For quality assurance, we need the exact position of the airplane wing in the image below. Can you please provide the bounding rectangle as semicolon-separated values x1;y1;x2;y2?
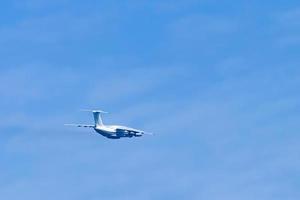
64;124;95;128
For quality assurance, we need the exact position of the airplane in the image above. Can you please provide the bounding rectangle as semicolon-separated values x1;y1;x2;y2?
65;109;152;139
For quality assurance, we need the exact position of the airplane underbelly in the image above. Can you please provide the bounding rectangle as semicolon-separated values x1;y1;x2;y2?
95;129;115;136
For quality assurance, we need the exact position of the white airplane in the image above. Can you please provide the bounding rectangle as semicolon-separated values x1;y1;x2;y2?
65;110;152;139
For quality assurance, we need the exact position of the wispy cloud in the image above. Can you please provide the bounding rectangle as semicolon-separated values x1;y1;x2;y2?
1;1;300;200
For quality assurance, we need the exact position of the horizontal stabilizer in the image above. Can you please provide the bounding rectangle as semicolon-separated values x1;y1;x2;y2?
80;109;108;114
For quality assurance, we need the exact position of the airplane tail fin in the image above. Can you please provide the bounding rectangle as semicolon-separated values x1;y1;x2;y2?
80;109;108;126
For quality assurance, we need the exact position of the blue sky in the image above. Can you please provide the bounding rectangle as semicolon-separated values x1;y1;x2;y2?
1;0;300;199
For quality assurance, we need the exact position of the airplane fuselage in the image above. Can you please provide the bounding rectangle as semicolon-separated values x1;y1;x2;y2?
94;125;143;139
